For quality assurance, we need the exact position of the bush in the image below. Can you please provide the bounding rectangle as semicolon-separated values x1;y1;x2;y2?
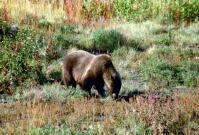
139;57;179;88
180;0;199;21
0;24;46;92
139;55;199;88
0;20;20;41
92;29;126;52
60;25;75;34
179;61;199;87
52;34;79;50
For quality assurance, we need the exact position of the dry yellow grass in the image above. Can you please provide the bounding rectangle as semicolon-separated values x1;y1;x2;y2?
1;90;199;134
0;100;74;134
0;0;66;23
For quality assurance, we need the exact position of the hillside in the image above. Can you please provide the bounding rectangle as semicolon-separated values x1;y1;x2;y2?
0;0;199;134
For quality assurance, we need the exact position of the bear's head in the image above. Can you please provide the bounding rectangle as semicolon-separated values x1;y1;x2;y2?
94;54;122;98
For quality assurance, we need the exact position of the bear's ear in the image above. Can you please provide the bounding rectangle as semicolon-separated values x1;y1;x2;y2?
107;52;113;57
106;54;111;58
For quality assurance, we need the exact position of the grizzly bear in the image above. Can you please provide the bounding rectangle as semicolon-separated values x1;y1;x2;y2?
62;50;121;98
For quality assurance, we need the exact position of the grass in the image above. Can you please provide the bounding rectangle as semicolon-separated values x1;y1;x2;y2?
2;0;199;25
0;0;199;134
0;0;66;23
0;86;199;134
116;21;199;48
137;46;199;88
1;19;199;133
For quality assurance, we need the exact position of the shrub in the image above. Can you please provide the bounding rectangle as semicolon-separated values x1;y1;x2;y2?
0;24;46;92
52;34;79;50
48;33;80;61
0;20;19;41
139;57;179;88
92;29;126;52
60;25;75;34
139;54;199;88
179;0;199;21
179;61;199;87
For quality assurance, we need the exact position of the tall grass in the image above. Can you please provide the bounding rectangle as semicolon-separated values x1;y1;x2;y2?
0;1;199;134
0;0;66;23
1;86;199;134
1;0;199;24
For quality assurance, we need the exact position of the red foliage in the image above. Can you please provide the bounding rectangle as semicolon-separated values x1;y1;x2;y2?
65;0;82;24
64;0;112;26
2;7;11;22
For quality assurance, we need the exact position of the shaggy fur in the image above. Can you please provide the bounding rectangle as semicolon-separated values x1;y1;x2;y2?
62;50;121;98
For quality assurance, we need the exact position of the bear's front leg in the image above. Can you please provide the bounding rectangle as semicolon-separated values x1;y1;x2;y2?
79;76;93;95
90;85;100;98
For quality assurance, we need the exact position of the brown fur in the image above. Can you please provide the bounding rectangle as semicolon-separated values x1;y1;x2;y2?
62;50;121;98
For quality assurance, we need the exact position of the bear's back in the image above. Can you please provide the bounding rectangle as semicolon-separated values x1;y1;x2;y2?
63;50;95;79
65;50;94;65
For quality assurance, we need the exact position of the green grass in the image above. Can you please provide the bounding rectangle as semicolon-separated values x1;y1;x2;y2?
91;29;126;52
27;122;99;135
138;47;199;88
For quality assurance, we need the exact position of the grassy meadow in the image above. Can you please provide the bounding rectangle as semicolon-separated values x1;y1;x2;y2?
0;0;199;134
